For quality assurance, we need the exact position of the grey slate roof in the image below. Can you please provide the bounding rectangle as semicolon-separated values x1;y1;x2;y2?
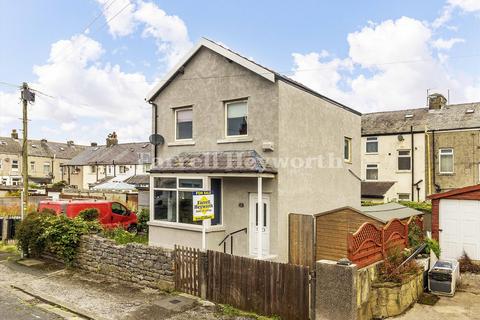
361;181;395;198
124;174;149;185
0;137;85;159
361;202;423;223
150;150;276;174
66;142;151;166
362;102;480;136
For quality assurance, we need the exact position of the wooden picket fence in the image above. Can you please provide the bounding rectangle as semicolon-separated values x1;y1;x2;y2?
174;245;203;297
174;247;312;320
347;218;409;268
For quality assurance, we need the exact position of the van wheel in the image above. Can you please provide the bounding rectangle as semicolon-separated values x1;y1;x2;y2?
127;224;138;234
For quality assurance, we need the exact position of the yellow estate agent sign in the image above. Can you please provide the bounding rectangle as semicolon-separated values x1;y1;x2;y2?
193;191;214;221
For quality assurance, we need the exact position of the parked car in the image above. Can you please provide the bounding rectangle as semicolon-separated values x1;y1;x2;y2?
37;200;138;231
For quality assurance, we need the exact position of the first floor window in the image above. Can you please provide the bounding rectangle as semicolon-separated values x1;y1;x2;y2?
398;150;411;171
90;165;96;174
175;108;193;140
153;177;222;226
344;137;352;162
226;100;248;136
366;137;378;153
12;160;18;170
366;164;378;180
30;161;35;171
119;165;128;174
439;148;454;173
43;162;51;174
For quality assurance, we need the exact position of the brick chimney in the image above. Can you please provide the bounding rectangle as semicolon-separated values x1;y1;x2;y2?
10;129;18;139
428;93;447;110
106;132;118;147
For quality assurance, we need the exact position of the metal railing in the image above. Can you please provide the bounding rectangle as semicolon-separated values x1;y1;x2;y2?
218;227;247;254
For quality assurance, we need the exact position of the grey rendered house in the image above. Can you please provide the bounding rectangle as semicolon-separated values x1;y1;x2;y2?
146;39;361;262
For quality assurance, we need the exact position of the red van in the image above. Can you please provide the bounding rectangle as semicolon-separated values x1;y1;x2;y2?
37;200;138;231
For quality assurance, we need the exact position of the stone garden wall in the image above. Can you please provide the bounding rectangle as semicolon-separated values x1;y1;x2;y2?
73;235;175;290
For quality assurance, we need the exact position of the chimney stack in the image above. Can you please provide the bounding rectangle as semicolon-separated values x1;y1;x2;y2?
67;140;74;146
41;138;48;144
106;132;118;147
91;142;98;147
428;93;447;110
11;129;18;139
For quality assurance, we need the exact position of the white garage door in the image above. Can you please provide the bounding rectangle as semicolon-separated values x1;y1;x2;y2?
439;199;480;260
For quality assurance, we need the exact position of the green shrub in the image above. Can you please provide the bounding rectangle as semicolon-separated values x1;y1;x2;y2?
51;180;68;189
398;201;432;214
15;212;50;257
425;238;441;257
137;208;149;234
42;216;94;265
408;217;424;248
103;227;148;245
78;208;99;222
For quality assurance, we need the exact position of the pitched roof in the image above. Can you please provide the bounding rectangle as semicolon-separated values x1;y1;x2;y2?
361;181;395;198
124;174;149;185
66;142;152;166
146;38;360;116
150;150;276;174
0;137;85;159
362;102;480;136
360;202;423;223
427;184;480;200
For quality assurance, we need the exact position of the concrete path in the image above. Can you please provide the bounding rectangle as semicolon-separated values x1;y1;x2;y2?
397;273;480;320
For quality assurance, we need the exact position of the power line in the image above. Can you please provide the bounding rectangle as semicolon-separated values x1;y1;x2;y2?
82;0;119;33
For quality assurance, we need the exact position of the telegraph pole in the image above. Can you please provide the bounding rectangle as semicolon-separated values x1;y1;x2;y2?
21;83;34;217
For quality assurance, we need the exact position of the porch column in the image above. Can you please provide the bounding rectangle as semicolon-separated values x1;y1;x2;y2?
257;177;263;259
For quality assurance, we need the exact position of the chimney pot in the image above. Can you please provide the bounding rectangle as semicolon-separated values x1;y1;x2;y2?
41;138;47;144
428;93;447;110
106;132;119;147
11;129;18;139
91;142;98;147
67;140;74;146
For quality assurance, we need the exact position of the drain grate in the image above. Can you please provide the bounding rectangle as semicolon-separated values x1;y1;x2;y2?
169;299;181;305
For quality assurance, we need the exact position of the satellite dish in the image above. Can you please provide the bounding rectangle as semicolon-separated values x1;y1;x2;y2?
149;134;165;146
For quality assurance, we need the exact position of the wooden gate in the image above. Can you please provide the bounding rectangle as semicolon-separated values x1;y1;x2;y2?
289;213;315;267
174;246;202;296
207;250;310;320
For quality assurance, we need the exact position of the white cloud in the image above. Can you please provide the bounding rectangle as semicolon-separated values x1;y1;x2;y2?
432;37;465;49
1;35;153;143
448;0;480;12
291;16;480;113
95;0;137;37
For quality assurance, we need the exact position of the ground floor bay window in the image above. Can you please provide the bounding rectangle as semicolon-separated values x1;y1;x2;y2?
152;176;222;226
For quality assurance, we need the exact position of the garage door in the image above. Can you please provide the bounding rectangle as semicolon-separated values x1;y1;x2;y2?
439;199;480;260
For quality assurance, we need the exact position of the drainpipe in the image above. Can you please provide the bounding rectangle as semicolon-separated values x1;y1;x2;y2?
95;161;99;182
113;160;116;177
147;101;159;166
411;126;415;201
432;130;437;191
257;177;263;259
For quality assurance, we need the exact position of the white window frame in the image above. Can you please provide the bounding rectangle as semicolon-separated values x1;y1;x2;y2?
397;193;411;201
43;162;51;175
365;136;378;154
174;107;193;141
397;150;411;172
344;137;352;163
366;164;379;181
225;100;248;138
30;161;35;171
439;148;454;174
12;160;19;171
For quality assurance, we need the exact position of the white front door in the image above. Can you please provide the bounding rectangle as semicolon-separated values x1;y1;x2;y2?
439;199;480;260
249;193;270;256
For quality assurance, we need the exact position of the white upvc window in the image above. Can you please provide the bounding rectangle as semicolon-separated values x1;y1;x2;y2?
397;150;411;171
366;137;378;153
439;148;454;174
398;193;410;201
175;108;193;140
366;164;379;181
43;162;50;175
152;176;222;226
12;160;19;171
344;137;352;162
12;177;21;186
225;100;248;137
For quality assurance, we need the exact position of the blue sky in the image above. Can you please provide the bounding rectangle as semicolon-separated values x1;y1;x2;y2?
0;0;479;144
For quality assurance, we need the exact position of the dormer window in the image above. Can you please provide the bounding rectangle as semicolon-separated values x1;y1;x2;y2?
466;109;474;114
226;100;248;137
404;114;413;119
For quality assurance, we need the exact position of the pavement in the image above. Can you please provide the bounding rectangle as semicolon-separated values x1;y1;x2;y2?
0;250;241;320
397;273;480;320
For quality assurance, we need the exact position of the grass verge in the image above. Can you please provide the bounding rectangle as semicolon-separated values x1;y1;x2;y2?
219;304;280;320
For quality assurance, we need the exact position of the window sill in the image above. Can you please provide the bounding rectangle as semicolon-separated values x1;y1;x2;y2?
217;137;253;144
365;152;378;155
344;160;352;164
167;140;195;147
396;170;411;174
438;172;455;176
148;220;225;233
